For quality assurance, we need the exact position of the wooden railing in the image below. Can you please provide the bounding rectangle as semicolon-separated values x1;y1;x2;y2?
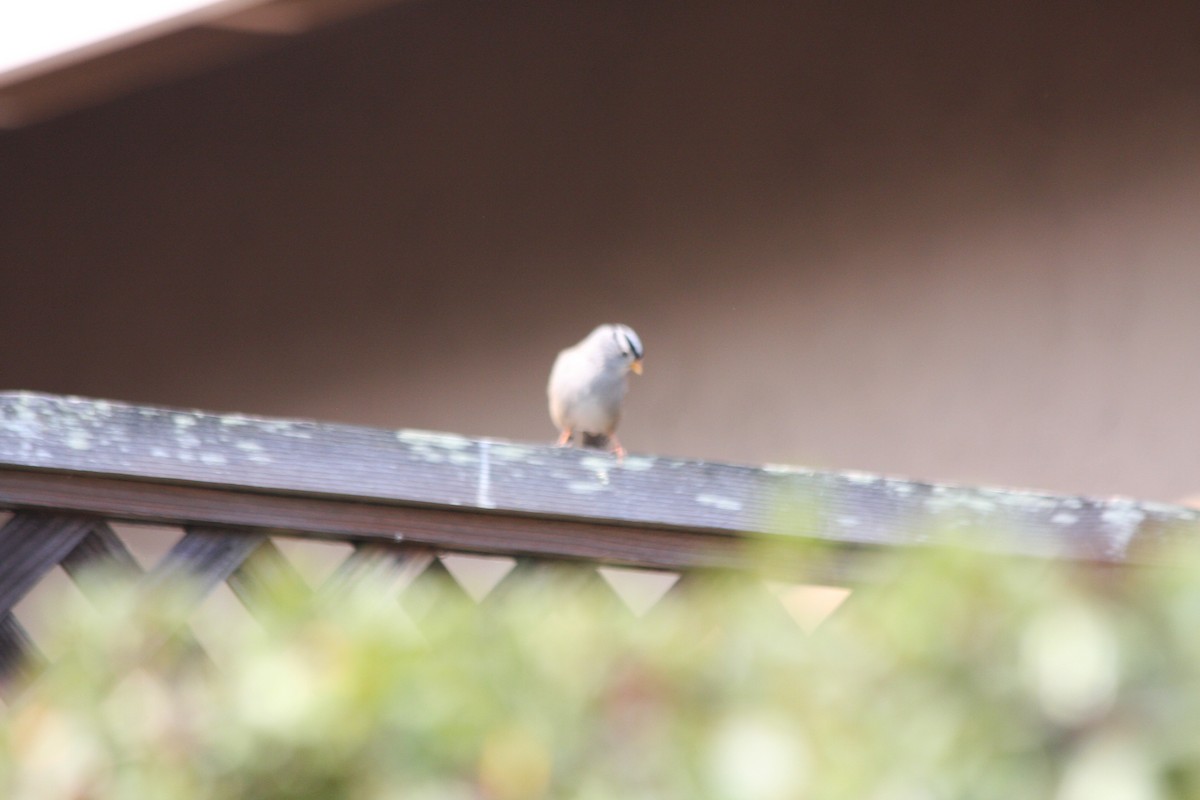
0;391;1196;692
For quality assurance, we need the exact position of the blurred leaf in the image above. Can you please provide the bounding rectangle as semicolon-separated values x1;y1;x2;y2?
3;536;1200;798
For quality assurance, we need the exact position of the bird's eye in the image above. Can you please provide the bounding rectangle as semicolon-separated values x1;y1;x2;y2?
612;330;629;356
612;326;643;360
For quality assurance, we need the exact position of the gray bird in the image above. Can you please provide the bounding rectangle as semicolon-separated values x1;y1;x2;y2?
547;323;644;458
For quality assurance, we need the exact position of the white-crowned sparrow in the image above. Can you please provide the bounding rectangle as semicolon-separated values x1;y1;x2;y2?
547;323;644;457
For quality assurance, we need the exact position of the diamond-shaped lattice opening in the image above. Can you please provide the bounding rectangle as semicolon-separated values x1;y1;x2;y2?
439;554;516;602
11;564;95;662
769;584;852;633
597;567;680;616
271;536;355;588
109;523;186;572
187;581;262;670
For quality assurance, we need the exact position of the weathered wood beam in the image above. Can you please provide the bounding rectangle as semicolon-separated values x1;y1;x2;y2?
0;392;1196;570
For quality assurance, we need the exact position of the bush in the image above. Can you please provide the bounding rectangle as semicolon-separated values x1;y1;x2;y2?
4;542;1200;799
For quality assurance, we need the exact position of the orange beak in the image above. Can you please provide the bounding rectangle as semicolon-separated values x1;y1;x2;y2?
630;359;643;375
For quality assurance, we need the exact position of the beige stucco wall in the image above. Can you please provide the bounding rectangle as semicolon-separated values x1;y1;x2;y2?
2;0;1199;501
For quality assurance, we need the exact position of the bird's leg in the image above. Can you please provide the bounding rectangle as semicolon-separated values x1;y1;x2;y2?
556;428;573;447
608;434;626;461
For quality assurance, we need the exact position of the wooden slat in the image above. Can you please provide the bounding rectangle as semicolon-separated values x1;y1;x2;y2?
0;392;1196;568
0;515;119;690
225;538;310;610
0;612;45;695
487;557;630;614
399;556;476;621
320;543;432;600
0;513;96;613
59;521;141;583
102;526;263;674
142;526;266;600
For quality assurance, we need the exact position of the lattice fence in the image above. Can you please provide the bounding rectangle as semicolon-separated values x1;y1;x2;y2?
1;392;1195;699
0;511;852;700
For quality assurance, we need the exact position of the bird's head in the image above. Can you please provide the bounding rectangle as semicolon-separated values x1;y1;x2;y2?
592;323;644;375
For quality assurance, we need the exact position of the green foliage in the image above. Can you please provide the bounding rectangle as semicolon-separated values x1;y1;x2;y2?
5;543;1200;799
